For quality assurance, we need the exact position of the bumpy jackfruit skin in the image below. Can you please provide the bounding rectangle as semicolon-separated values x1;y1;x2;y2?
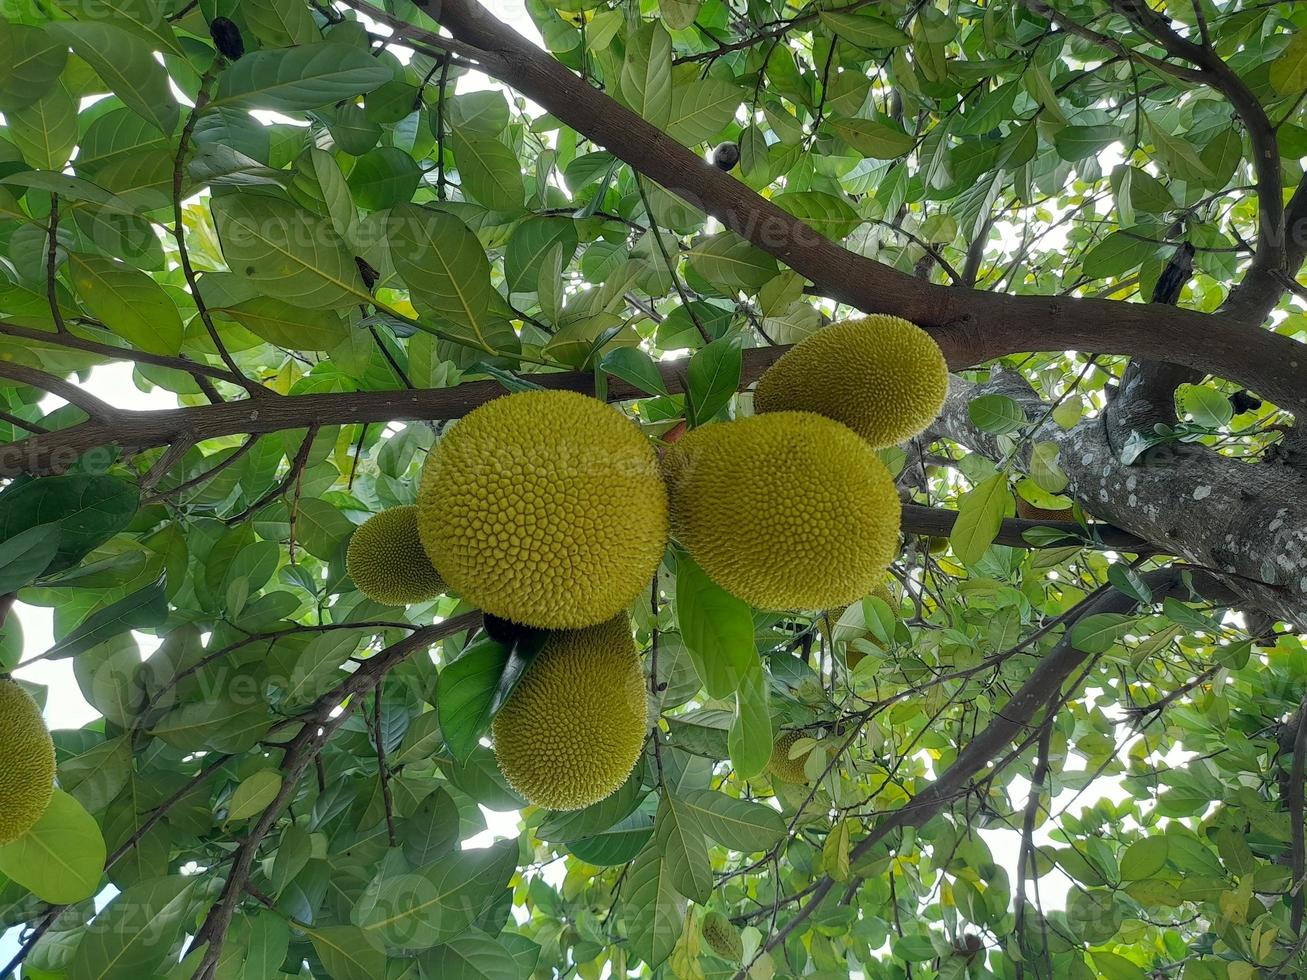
701;911;743;962
663;412;901;611
418;390;668;629
0;679;55;845
491;615;648;810
1015;497;1075;523
346;506;446;606
768;730;815;785
754;315;949;449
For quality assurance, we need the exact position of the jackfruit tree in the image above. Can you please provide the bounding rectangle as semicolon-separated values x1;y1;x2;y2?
0;0;1305;976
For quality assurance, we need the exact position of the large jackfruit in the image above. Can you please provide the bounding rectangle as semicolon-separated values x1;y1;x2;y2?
768;730;816;785
701;910;743;962
663;412;900;611
754;315;949;449
346;505;446;606
491;615;648;810
0;679;55;845
418;390;668;629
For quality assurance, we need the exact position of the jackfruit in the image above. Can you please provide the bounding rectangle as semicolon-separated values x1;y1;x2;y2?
754;314;949;449
701;910;743;962
768;730;816;784
418;390;668;629
1015;497;1074;523
346;505;446;606
663;412;900;611
0;679;55;845
491;615;648;810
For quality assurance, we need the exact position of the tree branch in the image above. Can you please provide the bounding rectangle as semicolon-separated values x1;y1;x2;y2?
0;362;120;422
346;0;1307;417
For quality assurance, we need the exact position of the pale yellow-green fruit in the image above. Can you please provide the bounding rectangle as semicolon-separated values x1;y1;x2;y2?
663;412;901;611
768;730;816;785
754;314;949;449
346;505;446;606
417;390;668;629
491;616;648;810
0;679;55;845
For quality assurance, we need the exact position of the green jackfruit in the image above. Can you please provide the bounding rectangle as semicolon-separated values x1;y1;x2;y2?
754;314;949;449
663;412;900;611
491;615;648;810
418;390;668;629
0;679;55;845
768;730;816;785
346;505;446;606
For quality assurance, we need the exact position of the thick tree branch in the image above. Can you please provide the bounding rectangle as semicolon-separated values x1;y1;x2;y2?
0;362;121;422
344;0;1307;416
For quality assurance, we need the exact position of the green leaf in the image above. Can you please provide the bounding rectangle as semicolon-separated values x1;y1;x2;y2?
348;145;422;210
226;769;282;821
1181;385;1233;427
772;190;861;240
436;637;513;764
950;473;1011;564
68;875;195;980
679;788;785;852
69;253;183;355
9;84;79;170
1069;612;1135;653
827;116;914;159
728;656;771;780
1029;441;1069;493
504;216;578;293
0;790;104;904
52;22;178;134
621;21;673;128
388;203;517;356
0;524;60;594
819;11;910;47
687;333;741;423
1107;564;1152;604
675;554;756;698
1053;125;1119;162
0;22;67;112
624;840;686;968
214;295;348;351
67;0;185;57
1271;30;1307;95
450;130;525;213
1081;231;1157;279
687;232;778;291
47;580;168;660
0;476;138;575
602;346;669;396
1118;836;1168;880
210;43;393;112
655;793;711;902
968;393;1027;434
307;926;385;980
665;77;741;145
212;193;369;309
244;0;320;47
420;933;523;980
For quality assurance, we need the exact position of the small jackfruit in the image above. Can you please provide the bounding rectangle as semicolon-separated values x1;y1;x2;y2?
768;730;816;785
0;679;55;845
491;615;648;810
701;910;743;962
418;390;668;629
663;412;901;611
754;315;949;449
346;505;446;606
1015;497;1074;523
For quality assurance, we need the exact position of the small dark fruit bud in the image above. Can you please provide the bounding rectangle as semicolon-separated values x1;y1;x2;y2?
1229;390;1262;414
711;141;740;170
355;256;380;291
209;17;245;61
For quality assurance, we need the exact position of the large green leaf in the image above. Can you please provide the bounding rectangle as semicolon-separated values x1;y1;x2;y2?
655;793;711;903
209;43;393;112
0;790;105;904
679;788;786;852
449;131;525;213
51;22;178;134
675;554;756;698
68;253;183;355
0;22;67;112
624;840;686;968
0;475;138;574
211;193;370;309
68;875;194;980
8;84;79;170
